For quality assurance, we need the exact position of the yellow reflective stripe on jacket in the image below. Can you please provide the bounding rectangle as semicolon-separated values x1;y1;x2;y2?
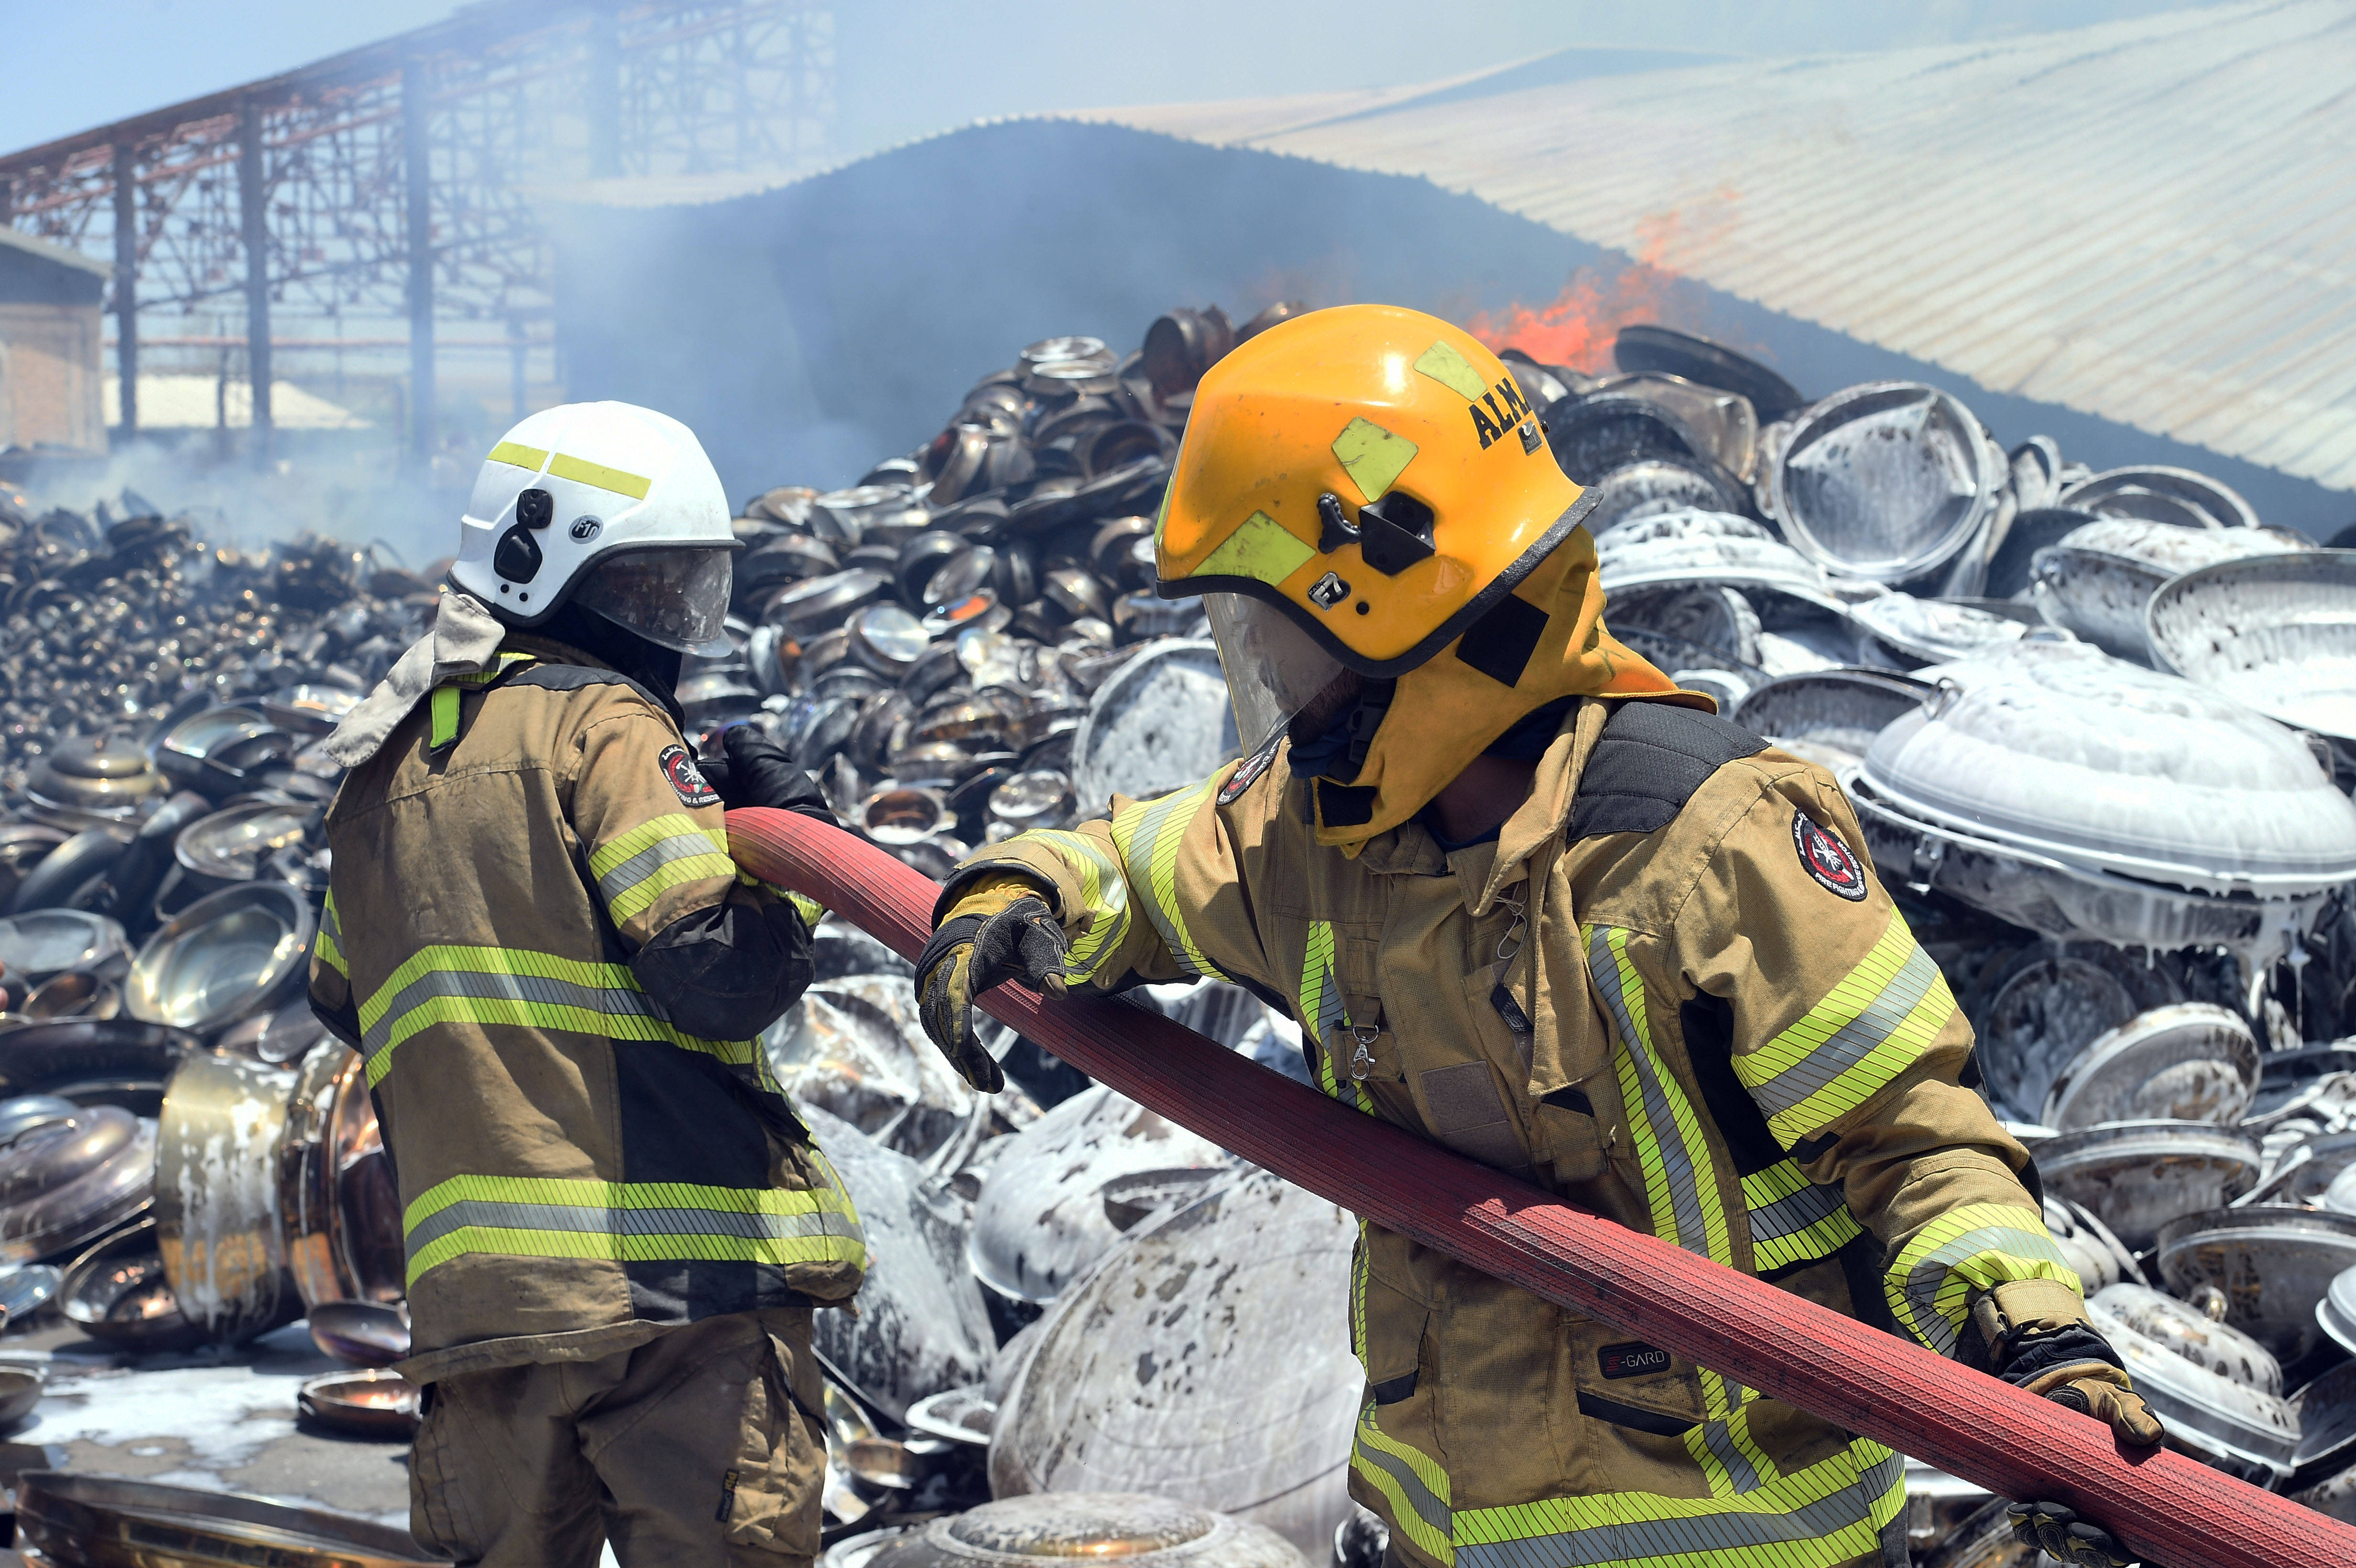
1353;1400;1454;1566
786;892;825;930
1589;923;1777;1494
1450;1437;1903;1568
1741;1158;1864;1274
1737;909;1957;1146
316;890;348;979
356;943;756;1086
1303;920;1375;1115
1025;828;1131;983
428;652;537;751
1589;926;1732;1270
590;812;735;925
401;1173;865;1288
1886;1201;2080;1356
1109;778;1232;983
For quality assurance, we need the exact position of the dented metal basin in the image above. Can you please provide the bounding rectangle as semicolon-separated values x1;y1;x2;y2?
2146;550;2356;745
968;1083;1234;1306
991;1171;1357;1561
2036;1122;2260;1252
1071;641;1238;817
2157;1206;2356;1363
1731;668;1930;773
155;1048;300;1342
2040;1003;2259;1130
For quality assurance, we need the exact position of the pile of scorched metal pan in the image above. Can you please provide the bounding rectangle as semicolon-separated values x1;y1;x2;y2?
3;303;2356;1567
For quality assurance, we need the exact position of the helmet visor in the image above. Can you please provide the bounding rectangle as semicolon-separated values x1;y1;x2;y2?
573;546;734;656
1203;592;1348;752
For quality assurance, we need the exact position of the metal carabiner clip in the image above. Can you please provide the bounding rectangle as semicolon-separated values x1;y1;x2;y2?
1347;1022;1382;1081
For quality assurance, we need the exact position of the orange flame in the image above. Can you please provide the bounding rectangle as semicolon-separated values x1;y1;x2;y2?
1467;196;1736;373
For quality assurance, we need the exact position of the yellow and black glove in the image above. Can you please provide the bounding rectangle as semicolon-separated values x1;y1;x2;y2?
915;876;1068;1093
1978;1280;2163;1568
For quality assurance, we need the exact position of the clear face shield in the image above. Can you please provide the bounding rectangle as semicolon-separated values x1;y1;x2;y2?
571;546;735;657
1202;592;1351;753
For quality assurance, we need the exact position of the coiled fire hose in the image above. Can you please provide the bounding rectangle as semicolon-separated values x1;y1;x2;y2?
727;806;2355;1568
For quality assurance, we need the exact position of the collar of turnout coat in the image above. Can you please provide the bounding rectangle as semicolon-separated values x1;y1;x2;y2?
321;588;511;767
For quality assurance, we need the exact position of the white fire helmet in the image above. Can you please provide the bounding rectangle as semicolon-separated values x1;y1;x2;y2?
449;401;738;657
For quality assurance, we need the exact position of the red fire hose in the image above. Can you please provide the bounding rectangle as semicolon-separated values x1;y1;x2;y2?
728;807;2353;1568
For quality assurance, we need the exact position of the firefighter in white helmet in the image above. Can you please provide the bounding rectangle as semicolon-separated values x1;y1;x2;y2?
313;402;862;1568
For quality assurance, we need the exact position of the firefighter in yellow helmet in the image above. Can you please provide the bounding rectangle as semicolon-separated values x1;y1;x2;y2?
916;307;2160;1568
311;402;862;1567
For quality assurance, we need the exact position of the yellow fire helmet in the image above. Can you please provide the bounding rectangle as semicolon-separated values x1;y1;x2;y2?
1155;303;1695;847
1156;303;1578;678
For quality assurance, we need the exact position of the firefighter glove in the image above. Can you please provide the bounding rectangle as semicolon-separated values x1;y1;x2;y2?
2007;1500;2138;1568
1974;1280;2165;1448
712;724;837;822
916;880;1068;1093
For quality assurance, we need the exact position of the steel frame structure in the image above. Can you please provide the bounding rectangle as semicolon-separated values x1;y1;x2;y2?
0;0;832;459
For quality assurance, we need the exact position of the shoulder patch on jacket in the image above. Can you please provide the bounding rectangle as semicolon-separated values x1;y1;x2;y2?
1217;727;1287;806
1568;700;1768;841
659;744;721;808
1792;810;1869;900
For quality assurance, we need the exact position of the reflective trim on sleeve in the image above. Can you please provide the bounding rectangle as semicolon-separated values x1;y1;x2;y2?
401;1173;865;1288
1109;778;1233;983
356;943;757;1085
787;892;826;930
1450;1438;1903;1568
1886;1202;2081;1357
1020;829;1133;983
1735;908;1958;1147
316;890;347;980
1740;1159;1864;1274
590;812;735;925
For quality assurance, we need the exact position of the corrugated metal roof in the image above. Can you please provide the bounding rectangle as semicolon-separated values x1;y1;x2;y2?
1069;0;2356;491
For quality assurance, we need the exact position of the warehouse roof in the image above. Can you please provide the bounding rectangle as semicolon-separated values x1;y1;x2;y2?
1068;1;2356;492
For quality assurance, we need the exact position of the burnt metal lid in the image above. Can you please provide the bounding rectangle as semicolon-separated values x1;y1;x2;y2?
2146;550;2356;745
1614;324;1803;421
2083;1290;2298;1484
872;1494;1300;1568
775;568;889;634
23;733;164;817
2040;1002;2259;1130
1594;509;1846;615
1769;381;2001;584
2158;1206;2356;1363
1731;668;1930;769
1071;641;1238;818
1846;594;2034;668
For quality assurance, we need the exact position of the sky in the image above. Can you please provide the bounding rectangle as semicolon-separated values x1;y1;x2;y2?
0;0;2221;161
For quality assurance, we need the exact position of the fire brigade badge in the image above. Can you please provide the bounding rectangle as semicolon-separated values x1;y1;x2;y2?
1792;811;1868;901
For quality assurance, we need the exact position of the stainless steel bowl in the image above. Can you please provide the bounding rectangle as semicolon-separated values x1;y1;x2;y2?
871;1494;1303;1568
297;1367;422;1439
125;882;314;1034
2040;1002;2258;1130
1769;381;2001;586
